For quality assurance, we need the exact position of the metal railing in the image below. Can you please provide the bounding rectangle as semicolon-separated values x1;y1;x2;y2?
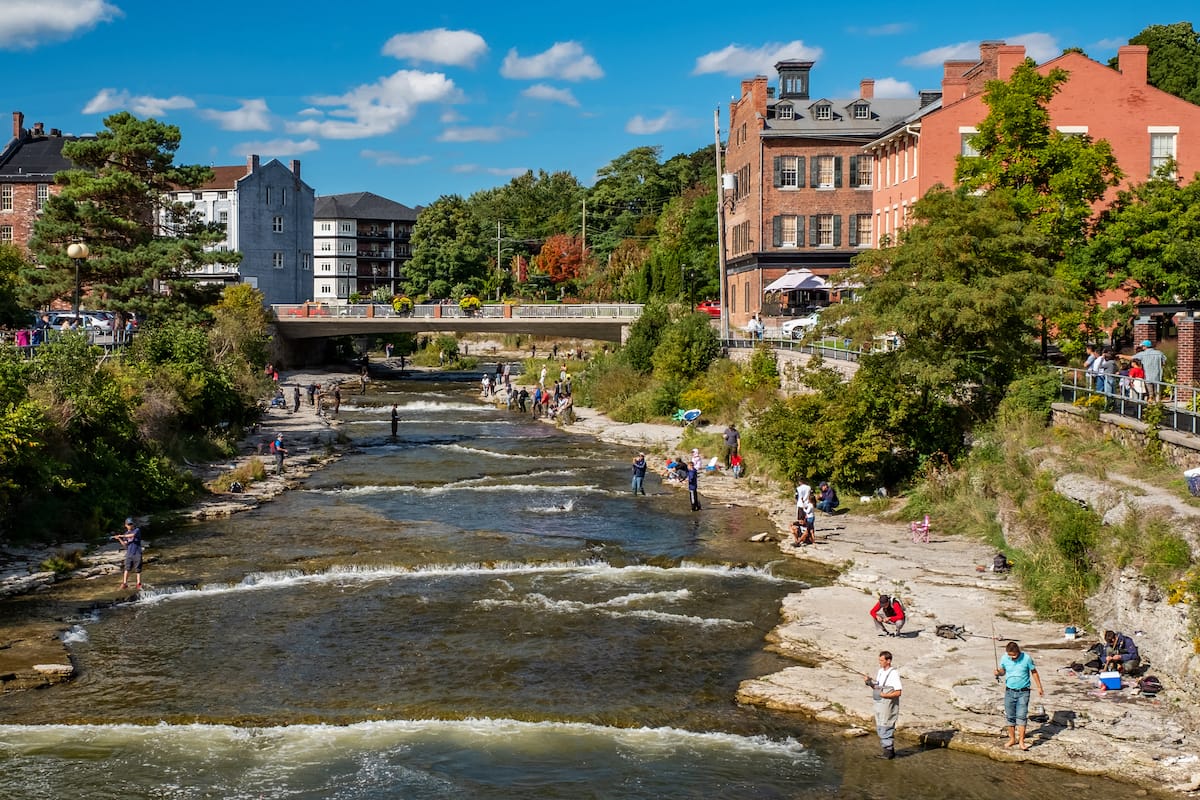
1056;367;1200;435
723;335;863;363
5;328;135;358
273;303;644;320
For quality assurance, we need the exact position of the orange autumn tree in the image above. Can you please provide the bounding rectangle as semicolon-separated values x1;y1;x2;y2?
532;233;586;285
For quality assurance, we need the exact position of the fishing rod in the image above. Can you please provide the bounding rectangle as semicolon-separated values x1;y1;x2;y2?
990;618;1001;683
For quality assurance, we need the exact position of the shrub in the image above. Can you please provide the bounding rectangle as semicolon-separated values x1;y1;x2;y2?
209;457;267;492
997;368;1061;425
40;549;84;575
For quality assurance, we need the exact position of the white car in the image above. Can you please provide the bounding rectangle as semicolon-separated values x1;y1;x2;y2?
50;312;113;332
780;311;823;339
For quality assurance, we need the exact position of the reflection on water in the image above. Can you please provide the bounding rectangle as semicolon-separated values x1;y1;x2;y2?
0;379;1160;798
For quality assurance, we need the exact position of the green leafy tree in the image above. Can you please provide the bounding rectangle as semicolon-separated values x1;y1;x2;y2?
405;195;489;294
1071;171;1200;302
621;298;669;373
0;244;29;327
651;312;721;381
1114;22;1200;105
847;188;1069;407
587;146;672;257
23;112;231;325
955;59;1122;251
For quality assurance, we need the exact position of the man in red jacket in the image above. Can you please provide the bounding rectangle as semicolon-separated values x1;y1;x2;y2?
870;594;905;637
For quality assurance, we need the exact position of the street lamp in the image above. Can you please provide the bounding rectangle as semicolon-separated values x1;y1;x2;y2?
67;242;90;321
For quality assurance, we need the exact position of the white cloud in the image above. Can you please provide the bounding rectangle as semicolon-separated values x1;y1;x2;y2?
440;109;466;124
904;32;1060;68
452;164;527;177
501;42;603;81
692;41;823;76
0;0;120;50
382;28;488;67
521;84;579;107
199;99;272;131
871;78;917;98
231;138;320;158
864;22;913;36
437;126;515;143
285;69;461;140
82;88;196;117
361;149;431;166
625;111;682;135
1091;37;1128;52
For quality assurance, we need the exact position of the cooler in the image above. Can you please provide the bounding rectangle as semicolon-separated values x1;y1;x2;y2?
1099;671;1122;690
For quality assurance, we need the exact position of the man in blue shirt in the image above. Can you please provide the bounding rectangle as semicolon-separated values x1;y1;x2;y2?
113;517;143;591
1103;630;1141;674
686;462;701;511
994;641;1045;750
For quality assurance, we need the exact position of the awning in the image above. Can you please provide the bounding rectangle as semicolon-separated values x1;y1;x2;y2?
762;269;830;293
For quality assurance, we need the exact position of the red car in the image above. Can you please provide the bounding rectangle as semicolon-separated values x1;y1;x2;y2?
696;300;721;318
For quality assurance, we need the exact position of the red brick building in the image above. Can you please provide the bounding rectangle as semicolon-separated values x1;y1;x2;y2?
0;112;85;252
721;61;923;330
867;43;1200;245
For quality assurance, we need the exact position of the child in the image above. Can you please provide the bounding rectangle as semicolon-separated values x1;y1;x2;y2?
730;454;744;478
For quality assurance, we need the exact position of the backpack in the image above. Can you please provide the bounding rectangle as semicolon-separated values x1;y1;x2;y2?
936;624;965;640
993;553;1010;573
1137;675;1163;695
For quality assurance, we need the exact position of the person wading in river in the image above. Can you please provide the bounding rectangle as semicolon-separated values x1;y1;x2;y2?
865;650;902;760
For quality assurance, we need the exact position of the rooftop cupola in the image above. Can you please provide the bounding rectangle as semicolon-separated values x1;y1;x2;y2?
775;60;813;100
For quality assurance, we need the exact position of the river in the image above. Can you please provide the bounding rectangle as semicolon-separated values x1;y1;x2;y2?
0;376;1136;798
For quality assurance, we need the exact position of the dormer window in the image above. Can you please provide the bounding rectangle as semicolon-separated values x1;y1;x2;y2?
853;103;870;120
777;104;793;120
815;104;832;121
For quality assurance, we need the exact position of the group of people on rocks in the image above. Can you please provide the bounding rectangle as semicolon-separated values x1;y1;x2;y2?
486;360;576;423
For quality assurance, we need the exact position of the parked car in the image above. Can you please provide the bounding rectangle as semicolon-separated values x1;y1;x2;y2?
49;312;112;331
780;311;823;339
696;300;721;319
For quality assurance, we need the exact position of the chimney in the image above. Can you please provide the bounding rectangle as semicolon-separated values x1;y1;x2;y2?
859;79;875;99
997;45;1026;79
290;159;301;178
942;76;969;103
942;60;976;82
247;154;260;173
919;90;942;108
50;128;61;137
1118;45;1149;86
32;122;44;136
12;111;23;139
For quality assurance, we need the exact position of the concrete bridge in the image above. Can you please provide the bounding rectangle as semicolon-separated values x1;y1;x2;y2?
270;302;642;346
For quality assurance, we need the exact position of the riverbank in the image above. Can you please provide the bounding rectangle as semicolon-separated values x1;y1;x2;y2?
551;403;1200;794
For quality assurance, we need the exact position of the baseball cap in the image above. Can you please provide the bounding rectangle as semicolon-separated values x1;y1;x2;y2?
125;517;133;525
1141;339;1153;348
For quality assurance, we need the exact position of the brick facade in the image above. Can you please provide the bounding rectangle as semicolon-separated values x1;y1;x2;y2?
0;112;78;252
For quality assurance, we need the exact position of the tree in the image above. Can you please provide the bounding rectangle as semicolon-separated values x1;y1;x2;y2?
1071;171;1200;302
651;312;721;382
404;195;489;295
531;233;586;285
955;59;1122;251
1114;22;1200;105
846;188;1069;405
587;146;672;257
0;244;29;327
23;112;230;324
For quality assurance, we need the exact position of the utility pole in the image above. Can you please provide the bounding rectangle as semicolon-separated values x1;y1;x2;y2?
714;107;729;339
581;197;587;256
496;220;503;301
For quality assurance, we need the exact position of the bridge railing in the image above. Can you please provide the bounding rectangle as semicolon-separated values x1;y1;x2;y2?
273;303;644;320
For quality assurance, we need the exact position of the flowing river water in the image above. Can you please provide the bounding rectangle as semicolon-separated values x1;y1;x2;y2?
0;377;1142;798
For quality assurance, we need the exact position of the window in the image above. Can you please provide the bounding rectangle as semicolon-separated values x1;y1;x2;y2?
773;215;804;248
218;191;228;199
849;214;873;247
272;252;284;269
813;155;840;189
273;215;283;233
777;104;793;120
808;214;842;247
781;216;798;247
219;210;228;224
730;284;736;315
814;104;832;121
775;155;803;188
340;222;352;232
0;185;11;211
321;241;332;252
320;284;331;294
0;225;10;242
817;215;834;246
853;103;870;120
1151;131;1177;177
960;127;980;157
302;253;311;271
849;155;873;188
743;280;750;313
193;192;203;201
36;184;49;211
321;222;332;232
265;187;273;204
339;242;353;253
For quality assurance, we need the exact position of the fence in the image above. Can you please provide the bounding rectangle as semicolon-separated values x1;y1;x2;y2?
1056;367;1200;435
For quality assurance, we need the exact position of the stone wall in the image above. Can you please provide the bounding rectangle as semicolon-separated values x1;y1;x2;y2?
726;346;858;394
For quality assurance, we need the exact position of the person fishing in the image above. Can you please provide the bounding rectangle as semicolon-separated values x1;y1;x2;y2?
1102;630;1141;674
863;650;902;760
112;517;143;591
994;641;1044;750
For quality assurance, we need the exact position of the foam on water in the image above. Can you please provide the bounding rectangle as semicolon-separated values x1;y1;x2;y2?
433;443;540;460
305;482;604;497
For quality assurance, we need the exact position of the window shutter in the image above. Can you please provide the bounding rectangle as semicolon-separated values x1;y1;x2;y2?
810;158;820;188
797;216;805;248
848;156;859;188
833;215;842;246
848;215;858;246
773;216;782;247
833;156;843;188
809;215;819;247
796;156;806;187
773;157;782;188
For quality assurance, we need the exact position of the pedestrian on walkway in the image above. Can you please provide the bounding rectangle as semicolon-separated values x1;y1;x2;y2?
865;650;902;760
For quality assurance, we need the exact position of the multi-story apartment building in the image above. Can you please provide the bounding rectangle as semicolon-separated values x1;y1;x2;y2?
866;43;1200;244
312;192;419;302
168;155;315;306
721;61;924;329
0;112;82;252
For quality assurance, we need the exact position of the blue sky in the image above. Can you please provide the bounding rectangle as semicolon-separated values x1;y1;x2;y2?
0;1;1188;206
